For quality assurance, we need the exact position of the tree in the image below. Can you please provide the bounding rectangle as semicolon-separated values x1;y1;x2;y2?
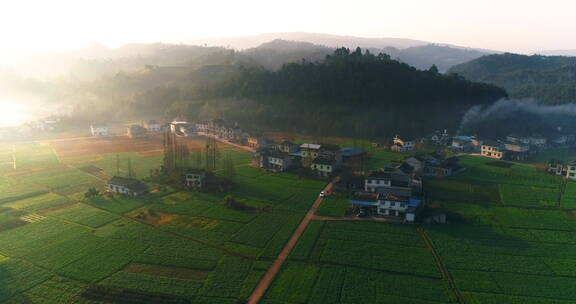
223;152;236;181
84;187;100;199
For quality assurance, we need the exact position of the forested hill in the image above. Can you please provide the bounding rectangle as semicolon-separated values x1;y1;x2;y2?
448;53;576;104
191;48;507;137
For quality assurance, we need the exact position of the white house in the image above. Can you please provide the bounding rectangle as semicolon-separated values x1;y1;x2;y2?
350;190;421;222
549;160;576;180
144;120;163;132
391;135;415;152
90;125;109;136
107;176;149;196
185;169;206;189
311;157;337;177
567;161;576;180
364;171;392;192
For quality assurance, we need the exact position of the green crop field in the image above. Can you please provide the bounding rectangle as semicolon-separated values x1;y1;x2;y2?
0;138;328;303
3;135;576;303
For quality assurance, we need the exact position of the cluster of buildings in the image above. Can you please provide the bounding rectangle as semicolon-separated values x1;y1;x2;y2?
345;152;462;222
448;132;574;161
90;120;165;137
253;142;366;177
548;160;576;180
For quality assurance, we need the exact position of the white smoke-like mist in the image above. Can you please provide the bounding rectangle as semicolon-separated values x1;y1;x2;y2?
457;98;576;137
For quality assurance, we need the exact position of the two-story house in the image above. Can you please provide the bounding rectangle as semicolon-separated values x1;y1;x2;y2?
185;169;206;189
391;135;415;152
504;142;530;161
548;160;576;180
311;157;337;177
267;151;295;172
248;136;269;149
276;140;299;153
144;120;163;132
90;125;109;136
481;141;505;159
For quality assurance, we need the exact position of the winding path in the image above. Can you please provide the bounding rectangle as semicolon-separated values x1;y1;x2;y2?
247;181;334;304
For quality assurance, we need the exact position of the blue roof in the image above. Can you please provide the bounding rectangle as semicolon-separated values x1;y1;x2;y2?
290;151;302;157
454;136;472;141
340;147;367;157
408;199;421;208
350;200;379;207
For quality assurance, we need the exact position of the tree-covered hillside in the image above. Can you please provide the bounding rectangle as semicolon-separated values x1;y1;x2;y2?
187;48;507;137
448;53;576;104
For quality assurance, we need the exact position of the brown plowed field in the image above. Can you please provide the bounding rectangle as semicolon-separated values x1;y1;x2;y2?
49;135;218;158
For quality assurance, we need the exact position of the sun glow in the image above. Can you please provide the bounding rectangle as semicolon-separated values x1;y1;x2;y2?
0;100;32;127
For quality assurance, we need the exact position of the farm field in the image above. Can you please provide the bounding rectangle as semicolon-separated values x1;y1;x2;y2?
3;131;576;303
0;135;327;303
262;154;576;304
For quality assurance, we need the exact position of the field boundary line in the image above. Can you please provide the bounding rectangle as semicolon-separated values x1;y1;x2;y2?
418;226;465;304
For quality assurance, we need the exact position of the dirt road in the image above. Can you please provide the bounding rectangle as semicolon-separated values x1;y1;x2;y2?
247;182;334;304
197;132;256;152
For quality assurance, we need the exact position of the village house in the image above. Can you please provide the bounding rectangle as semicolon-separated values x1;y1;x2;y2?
195;121;209;133
107;176;149;196
31;120;58;132
170;120;192;136
311;157;337;177
451;135;482;153
300;143;322;160
481;141;505;159
340;147;368;169
267;151;295;172
547;160;576;180
548;159;566;176
349;189;422;222
247;136;270;149
185;169;206;189
276;140;299;153
90;124;109;136
529;134;547;147
504;141;530;161
422;156;464;177
144;120;163;132
551;133;575;146
429;130;450;146
506;134;531;145
391;135;415;152
318;144;342;164
127;125;147;138
252;149;269;168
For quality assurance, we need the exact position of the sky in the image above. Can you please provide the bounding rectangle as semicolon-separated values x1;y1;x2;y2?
1;0;575;61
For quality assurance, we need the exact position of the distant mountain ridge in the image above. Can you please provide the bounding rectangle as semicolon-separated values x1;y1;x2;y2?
189;32;429;50
246;39;494;72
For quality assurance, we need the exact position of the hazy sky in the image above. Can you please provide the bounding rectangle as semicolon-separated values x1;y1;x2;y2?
1;0;575;59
